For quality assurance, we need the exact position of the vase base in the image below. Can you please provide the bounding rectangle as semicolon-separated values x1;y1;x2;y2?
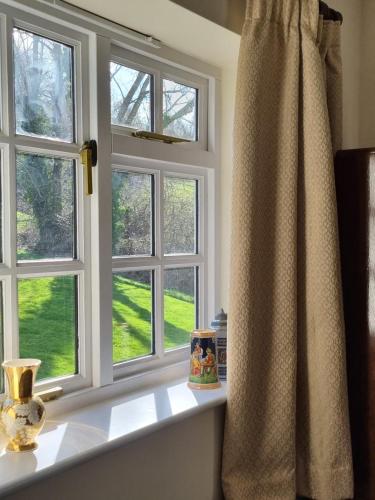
188;381;221;390
6;442;38;452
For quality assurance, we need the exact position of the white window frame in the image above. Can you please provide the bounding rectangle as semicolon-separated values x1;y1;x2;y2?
0;0;220;402
0;3;92;394
111;158;207;380
110;46;208;150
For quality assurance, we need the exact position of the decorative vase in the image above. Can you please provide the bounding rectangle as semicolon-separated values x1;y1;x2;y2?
1;359;46;452
188;329;221;390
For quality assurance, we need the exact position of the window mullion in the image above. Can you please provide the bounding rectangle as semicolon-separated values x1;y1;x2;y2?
153;68;162;134
0;14;8;136
2;10;18;363
154;169;163;359
91;34;113;387
4;144;18;359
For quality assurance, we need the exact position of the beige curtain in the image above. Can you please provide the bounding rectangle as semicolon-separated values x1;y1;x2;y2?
222;0;353;499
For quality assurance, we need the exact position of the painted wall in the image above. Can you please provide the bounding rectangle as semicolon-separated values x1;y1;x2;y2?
330;0;362;149
170;0;246;34
3;406;225;500
359;0;375;148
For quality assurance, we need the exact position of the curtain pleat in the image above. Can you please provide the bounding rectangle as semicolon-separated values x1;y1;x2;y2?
222;0;353;498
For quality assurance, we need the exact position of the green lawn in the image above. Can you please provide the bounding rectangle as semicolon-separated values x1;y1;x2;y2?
18;275;194;380
19;276;76;380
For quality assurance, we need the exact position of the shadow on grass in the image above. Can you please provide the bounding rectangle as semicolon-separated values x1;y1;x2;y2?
164;322;190;347
19;277;76;380
19;276;193;380
113;277;192;351
113;279;152;354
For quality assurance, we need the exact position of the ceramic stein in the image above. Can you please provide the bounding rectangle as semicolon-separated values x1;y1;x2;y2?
1;359;46;452
188;329;221;390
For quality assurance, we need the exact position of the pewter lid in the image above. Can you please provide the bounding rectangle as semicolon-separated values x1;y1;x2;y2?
211;308;227;328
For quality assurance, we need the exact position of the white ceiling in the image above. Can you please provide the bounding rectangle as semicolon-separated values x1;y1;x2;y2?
66;0;240;69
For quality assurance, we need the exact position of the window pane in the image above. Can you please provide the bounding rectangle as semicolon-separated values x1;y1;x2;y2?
13;27;74;142
0;154;2;263
110;62;152;131
0;283;3;393
164;177;197;255
113;271;153;363
17;153;75;261
18;276;77;381
112;171;153;257
163;79;197;140
164;267;196;349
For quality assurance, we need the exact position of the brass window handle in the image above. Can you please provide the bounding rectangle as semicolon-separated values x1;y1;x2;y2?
132;130;191;144
80;140;97;195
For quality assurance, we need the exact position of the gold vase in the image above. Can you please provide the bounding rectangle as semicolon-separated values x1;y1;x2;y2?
1;359;46;452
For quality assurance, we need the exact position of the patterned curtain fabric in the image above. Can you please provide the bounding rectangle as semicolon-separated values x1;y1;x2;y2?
222;0;353;498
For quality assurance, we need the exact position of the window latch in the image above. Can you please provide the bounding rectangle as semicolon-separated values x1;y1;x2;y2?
80;140;97;195
132;130;191;144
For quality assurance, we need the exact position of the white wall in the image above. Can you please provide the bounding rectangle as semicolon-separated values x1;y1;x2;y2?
330;0;363;149
170;0;246;34
359;0;375;148
220;66;237;310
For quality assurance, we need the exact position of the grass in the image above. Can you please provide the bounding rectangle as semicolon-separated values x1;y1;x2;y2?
18;276;76;380
113;275;195;362
18;275;194;380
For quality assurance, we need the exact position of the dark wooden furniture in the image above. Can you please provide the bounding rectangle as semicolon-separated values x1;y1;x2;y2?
335;149;375;499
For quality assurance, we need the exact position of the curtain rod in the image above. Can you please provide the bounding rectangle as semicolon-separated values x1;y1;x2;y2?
55;0;162;47
319;1;343;24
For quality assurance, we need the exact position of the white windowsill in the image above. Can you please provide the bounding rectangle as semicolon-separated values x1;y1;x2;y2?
0;377;227;497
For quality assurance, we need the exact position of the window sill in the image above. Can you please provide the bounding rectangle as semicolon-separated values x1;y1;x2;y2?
0;376;227;496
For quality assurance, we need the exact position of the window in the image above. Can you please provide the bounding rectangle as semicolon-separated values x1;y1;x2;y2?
13;27;74;142
112;170;153;257
0;1;218;396
112;166;202;375
112;270;154;364
164;267;197;350
110;47;208;149
110;63;152;131
16;153;76;261
162;79;197;140
164;176;198;255
0;13;90;393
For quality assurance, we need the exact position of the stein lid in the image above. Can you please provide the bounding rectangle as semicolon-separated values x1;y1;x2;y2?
192;328;216;338
211;308;227;328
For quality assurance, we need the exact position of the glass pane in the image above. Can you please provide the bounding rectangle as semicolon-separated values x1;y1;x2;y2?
164;267;196;349
112;171;153;257
18;276;77;381
164;176;197;255
13;27;74;142
0;283;3;393
110;62;152;131
17;153;75;261
163;79;197;140
0;154;2;263
113;271;153;363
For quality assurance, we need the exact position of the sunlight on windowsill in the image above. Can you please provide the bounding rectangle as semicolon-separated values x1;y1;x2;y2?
0;379;226;496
